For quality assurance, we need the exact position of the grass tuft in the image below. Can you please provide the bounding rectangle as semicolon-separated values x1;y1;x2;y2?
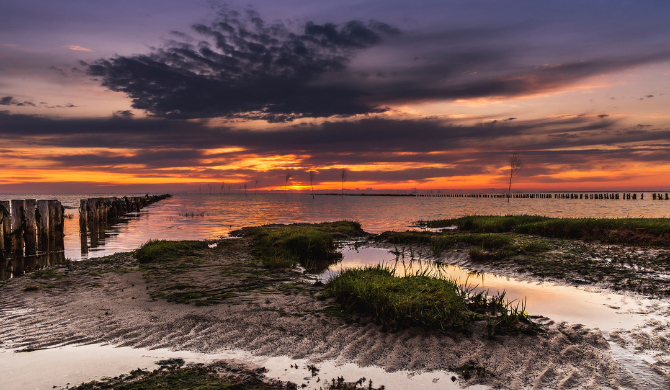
135;240;208;264
418;215;670;247
237;221;365;271
70;361;282;390
323;262;536;336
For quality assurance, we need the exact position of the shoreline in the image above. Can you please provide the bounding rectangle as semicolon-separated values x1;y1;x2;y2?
2;228;663;389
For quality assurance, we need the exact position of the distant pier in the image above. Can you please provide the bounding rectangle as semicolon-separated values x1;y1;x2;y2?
316;192;669;200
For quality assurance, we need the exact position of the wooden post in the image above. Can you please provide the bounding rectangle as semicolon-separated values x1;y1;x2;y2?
10;200;25;257
24;199;37;256
87;198;97;227
0;200;8;253
37;200;50;253
80;230;88;256
10;200;25;235
79;199;87;233
48;200;63;236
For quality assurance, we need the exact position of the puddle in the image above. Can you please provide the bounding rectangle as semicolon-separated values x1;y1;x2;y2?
0;344;486;390
312;246;670;387
316;247;666;332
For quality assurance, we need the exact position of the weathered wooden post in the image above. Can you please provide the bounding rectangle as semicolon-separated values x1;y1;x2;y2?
86;198;97;227
10;200;25;257
0;200;8;254
97;198;106;224
37;200;49;249
80;230;88;256
24;199;37;256
79;199;87;233
48;200;64;236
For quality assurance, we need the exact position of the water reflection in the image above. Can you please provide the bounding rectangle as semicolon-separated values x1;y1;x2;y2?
2;192;670;265
318;247;664;332
0;251;67;280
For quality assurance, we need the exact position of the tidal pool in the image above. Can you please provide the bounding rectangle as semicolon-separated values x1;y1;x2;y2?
317;247;665;333
0;344;486;390
314;246;669;388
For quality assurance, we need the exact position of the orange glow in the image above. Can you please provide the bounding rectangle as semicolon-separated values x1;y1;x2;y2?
2;139;670;191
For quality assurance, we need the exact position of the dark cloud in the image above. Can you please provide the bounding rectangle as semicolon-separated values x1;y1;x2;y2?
84;7;670;123
359;50;670;106
112;110;135;118
597;114;609;118
41;103;78;108
0;96;79;109
49;66;67;77
0;96;36;107
87;10;399;122
2;109;669;187
2;109;665;160
646;94;654;98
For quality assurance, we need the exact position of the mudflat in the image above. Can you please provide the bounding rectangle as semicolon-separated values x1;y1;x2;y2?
0;233;639;389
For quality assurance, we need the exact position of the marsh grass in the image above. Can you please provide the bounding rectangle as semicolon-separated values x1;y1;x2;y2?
28;269;60;279
380;231;540;257
238;221;365;270
323;261;536;336
419;215;550;232
135;240;208;264
70;361;283;390
418;215;670;247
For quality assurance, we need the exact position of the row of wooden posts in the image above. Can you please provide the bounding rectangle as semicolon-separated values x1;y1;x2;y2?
415;192;670;200
0;199;65;260
78;194;172;233
1;194;172;262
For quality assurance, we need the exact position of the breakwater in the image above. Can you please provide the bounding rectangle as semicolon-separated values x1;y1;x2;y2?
1;194;171;279
317;192;669;200
1;199;64;260
78;194;171;255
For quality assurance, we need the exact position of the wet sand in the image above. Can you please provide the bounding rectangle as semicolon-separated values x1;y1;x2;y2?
0;238;659;389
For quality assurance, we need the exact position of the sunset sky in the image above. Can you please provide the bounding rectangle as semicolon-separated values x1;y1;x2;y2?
2;0;669;193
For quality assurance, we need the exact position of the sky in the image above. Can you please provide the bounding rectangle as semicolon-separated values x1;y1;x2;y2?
1;0;670;193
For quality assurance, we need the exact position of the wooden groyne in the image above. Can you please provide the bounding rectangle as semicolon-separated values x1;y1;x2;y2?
317;192;669;199
0;199;65;260
1;194;171;279
412;192;669;200
78;194;171;254
78;194;171;229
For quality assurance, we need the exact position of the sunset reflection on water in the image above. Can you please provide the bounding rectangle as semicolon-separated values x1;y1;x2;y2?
3;192;669;261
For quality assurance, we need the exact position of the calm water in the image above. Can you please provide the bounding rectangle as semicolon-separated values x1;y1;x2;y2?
1;192;670;261
2;193;668;386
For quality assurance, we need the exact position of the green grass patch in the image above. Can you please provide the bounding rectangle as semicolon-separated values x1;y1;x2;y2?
323;264;535;336
238;221;365;271
431;233;514;255
381;231;532;257
28;269;60;279
418;215;670;247
70;361;283;390
135;240;208;264
418;215;550;232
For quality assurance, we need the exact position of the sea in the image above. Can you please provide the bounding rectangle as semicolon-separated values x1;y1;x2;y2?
2;192;670;387
2;192;669;261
